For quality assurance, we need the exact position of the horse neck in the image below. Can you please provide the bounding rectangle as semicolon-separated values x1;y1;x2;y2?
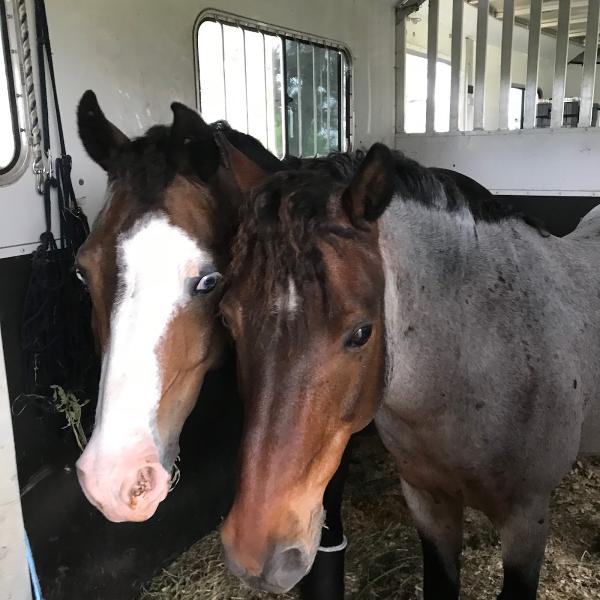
377;197;545;337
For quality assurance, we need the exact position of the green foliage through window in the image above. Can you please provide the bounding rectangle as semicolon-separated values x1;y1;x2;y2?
197;18;349;159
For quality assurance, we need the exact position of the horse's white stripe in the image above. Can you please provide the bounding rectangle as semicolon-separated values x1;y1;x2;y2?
91;214;212;460
274;277;301;315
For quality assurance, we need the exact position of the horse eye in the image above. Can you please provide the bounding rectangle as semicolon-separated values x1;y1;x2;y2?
346;324;373;349
193;272;222;295
220;313;230;329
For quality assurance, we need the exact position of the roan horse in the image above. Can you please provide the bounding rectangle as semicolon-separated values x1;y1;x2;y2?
219;142;600;598
74;91;349;597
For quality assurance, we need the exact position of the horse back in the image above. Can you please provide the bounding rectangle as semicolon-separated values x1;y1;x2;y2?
565;203;600;241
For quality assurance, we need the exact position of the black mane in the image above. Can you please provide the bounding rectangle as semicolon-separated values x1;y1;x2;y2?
227;148;541;315
109;119;285;206
389;153;526;223
110;125;175;204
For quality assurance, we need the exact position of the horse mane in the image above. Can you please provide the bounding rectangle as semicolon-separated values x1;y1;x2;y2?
227;149;542;315
106;118;284;207
213;120;284;173
391;153;531;223
110;125;176;205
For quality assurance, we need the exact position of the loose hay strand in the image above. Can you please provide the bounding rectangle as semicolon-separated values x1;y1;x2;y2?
51;385;90;451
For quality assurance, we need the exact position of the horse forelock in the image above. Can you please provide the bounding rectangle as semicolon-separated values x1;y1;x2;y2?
226;169;362;325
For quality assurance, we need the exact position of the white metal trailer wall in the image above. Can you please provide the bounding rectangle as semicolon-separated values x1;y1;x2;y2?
0;327;31;600
0;0;398;259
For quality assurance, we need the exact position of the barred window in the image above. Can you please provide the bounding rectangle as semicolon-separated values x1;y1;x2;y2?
196;15;350;158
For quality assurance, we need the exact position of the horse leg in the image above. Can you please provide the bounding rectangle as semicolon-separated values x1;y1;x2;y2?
495;495;550;600
402;479;463;600
299;443;352;600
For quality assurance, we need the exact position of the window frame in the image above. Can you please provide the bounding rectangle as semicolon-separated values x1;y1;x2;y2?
0;0;28;185
193;9;353;158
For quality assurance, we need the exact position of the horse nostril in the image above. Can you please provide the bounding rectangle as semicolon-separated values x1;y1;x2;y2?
264;544;311;592
278;547;304;572
127;466;156;508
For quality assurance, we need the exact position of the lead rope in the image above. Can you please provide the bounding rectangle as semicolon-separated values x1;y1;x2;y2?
16;0;46;193
318;533;348;553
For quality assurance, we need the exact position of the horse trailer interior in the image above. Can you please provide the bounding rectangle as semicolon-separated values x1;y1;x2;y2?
0;0;599;598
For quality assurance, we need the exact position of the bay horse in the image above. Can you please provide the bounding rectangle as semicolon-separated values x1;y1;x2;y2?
73;91;348;597
219;142;600;598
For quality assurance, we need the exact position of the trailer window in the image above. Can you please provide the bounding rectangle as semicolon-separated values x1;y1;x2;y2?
197;17;350;158
0;2;20;175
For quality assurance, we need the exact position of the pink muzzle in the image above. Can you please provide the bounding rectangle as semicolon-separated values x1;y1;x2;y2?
76;437;171;522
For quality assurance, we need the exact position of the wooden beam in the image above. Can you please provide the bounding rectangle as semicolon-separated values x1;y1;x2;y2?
498;0;588;17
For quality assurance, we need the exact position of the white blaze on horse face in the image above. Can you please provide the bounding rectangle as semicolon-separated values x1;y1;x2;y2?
92;214;211;463
274;277;300;314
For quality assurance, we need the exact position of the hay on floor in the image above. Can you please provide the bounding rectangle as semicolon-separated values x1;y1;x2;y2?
140;434;600;599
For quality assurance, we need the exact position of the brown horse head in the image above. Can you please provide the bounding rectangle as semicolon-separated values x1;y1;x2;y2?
220;144;397;592
74;91;259;522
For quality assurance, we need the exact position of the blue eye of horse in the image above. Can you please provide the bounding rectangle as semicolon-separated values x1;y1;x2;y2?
346;324;373;348
193;272;222;295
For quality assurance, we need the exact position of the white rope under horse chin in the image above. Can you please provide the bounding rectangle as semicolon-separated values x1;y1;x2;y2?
318;535;348;553
16;0;46;193
169;456;182;492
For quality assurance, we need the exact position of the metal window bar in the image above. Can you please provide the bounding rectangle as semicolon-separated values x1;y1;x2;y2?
551;0;572;128
296;41;303;155
242;27;249;134
465;36;474;130
344;56;351;149
337;52;342;151
579;0;600;127
499;0;514;130
220;23;227;121
312;46;317;156
278;38;287;157
326;47;331;154
426;0;439;133
449;0;463;132
524;0;542;128
474;0;488;130
262;32;269;147
282;37;290;156
395;9;406;134
199;14;349;154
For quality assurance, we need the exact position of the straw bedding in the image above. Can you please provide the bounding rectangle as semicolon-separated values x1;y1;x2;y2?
141;432;600;599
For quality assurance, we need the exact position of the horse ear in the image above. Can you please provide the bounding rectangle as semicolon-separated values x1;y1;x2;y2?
342;143;396;227
218;136;270;192
170;102;220;181
77;90;129;171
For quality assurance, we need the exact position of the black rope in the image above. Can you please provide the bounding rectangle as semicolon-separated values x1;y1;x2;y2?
20;0;94;399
